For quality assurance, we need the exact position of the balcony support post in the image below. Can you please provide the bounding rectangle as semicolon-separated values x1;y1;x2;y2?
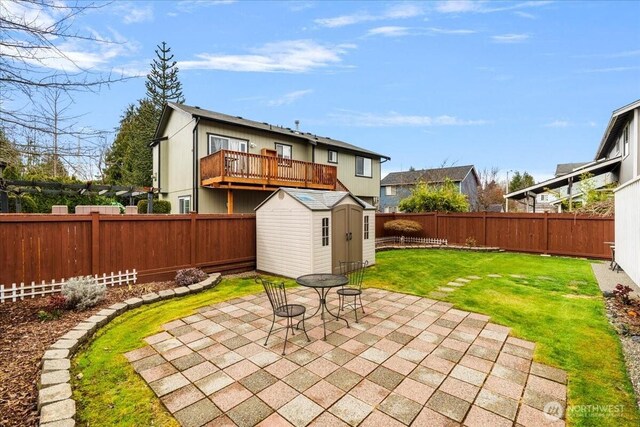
227;189;234;214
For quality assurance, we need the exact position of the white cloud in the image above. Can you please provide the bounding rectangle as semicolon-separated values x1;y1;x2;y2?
329;110;488;127
115;3;154;24
267;89;313;106
179;40;355;73
174;0;236;13
573;50;640;59
544;120;570;128
428;27;476;35
315;3;423;28
580;66;640;73
435;1;552;14
514;11;536;19
492;33;530;43
366;26;411;37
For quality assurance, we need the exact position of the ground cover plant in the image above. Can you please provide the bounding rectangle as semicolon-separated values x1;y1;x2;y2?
70;251;639;426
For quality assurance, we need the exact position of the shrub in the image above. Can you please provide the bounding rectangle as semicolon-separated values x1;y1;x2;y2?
175;268;208;286
613;284;633;305
384;219;423;236
62;275;106;310
465;237;478;247
137;199;172;214
399;178;470;213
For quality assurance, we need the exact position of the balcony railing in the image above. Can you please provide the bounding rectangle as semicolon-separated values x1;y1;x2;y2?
200;150;337;190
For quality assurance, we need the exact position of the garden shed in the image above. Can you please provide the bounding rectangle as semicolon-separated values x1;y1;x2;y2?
256;188;375;279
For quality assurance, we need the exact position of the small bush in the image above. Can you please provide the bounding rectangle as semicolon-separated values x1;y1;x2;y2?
62;275;106;310
465;237;478;247
137;199;172;214
175;268;208;286
37;309;63;322
613;284;633;305
383;219;423;236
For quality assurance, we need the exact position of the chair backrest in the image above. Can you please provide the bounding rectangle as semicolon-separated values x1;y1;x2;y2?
256;277;288;312
339;260;369;290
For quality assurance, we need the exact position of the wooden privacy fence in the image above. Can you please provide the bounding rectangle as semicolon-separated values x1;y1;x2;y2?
376;212;614;259
0;213;256;287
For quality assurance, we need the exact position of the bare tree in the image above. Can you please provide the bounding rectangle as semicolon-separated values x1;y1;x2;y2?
0;0;129;135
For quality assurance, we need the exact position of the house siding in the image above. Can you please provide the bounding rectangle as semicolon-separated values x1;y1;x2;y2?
460;173;479;210
153;110;195;213
256;193;316;279
314;145;381;201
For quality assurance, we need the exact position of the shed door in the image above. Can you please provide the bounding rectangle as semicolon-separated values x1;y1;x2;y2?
332;204;363;272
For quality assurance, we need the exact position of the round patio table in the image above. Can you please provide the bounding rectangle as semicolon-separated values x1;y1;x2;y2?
296;273;349;340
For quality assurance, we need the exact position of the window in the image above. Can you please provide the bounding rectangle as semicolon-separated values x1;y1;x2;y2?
539;194;548;202
355;156;372;177
178;196;191;214
364;216;369;240
208;134;248;154
385;186;396;196
328;150;338;163
321;218;329;246
622;124;629;157
275;143;292;165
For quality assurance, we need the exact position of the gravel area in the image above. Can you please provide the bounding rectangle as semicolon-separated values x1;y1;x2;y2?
604;297;640;409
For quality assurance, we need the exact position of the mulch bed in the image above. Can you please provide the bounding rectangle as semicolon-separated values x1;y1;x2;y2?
605;296;640;408
0;281;178;427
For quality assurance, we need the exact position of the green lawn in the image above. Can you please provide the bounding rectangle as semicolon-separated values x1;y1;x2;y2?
72;250;639;426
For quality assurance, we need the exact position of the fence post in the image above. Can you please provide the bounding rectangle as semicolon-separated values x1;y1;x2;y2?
543;212;549;254
190;212;197;268
91;211;100;275
483;211;487;246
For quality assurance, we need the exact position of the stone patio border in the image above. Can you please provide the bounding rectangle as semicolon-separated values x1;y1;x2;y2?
36;273;222;427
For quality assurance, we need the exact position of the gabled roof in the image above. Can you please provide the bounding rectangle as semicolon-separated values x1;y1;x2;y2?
505;156;621;200
594;99;640;160
381;165;478;186
256;188;375;211
153;103;390;160
554;162;589;177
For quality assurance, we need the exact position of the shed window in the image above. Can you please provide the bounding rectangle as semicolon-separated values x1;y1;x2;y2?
364;216;370;240
321;218;329;246
356;156;372;177
328;150;338;163
178;196;191;214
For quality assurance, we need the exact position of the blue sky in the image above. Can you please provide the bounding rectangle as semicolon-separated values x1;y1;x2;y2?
6;1;640;181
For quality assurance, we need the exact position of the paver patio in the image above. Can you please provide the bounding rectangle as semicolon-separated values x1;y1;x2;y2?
125;287;568;426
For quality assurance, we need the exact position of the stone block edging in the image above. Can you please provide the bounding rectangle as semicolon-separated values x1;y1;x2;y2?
37;273;222;426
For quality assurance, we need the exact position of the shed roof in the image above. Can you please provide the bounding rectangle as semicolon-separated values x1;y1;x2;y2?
381;165;478;186
256;188;375;211
153;103;390;160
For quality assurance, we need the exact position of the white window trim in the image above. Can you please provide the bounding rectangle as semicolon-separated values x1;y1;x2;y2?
356;156;372;178
178;195;191;214
364;216;370;240
208;134;248;155
385;186;396;196
321;217;330;247
328;150;338;164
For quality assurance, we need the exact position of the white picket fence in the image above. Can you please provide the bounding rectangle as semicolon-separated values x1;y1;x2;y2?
0;269;137;303
376;236;448;246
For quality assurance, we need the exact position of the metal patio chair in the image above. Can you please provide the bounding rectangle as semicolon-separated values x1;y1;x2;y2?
337;260;369;323
256;277;309;355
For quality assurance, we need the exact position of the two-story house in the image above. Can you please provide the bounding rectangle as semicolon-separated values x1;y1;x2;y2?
379;165;480;212
151;103;390;213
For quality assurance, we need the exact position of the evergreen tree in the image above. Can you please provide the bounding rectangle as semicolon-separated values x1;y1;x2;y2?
0;130;23;179
509;171;535;192
145;41;185;111
104;105;136;184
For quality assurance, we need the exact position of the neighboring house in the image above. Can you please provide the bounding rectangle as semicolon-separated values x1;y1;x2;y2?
504;99;640;285
151;103;390;213
505;157;621;212
379;165;480;212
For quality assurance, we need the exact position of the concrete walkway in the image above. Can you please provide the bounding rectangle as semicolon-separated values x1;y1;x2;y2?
126;288;568;426
591;262;640;294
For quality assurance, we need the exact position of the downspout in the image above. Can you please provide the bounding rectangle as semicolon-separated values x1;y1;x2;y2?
192;117;201;212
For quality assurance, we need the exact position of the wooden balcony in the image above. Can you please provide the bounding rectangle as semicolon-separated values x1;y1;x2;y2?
200;150;337;191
